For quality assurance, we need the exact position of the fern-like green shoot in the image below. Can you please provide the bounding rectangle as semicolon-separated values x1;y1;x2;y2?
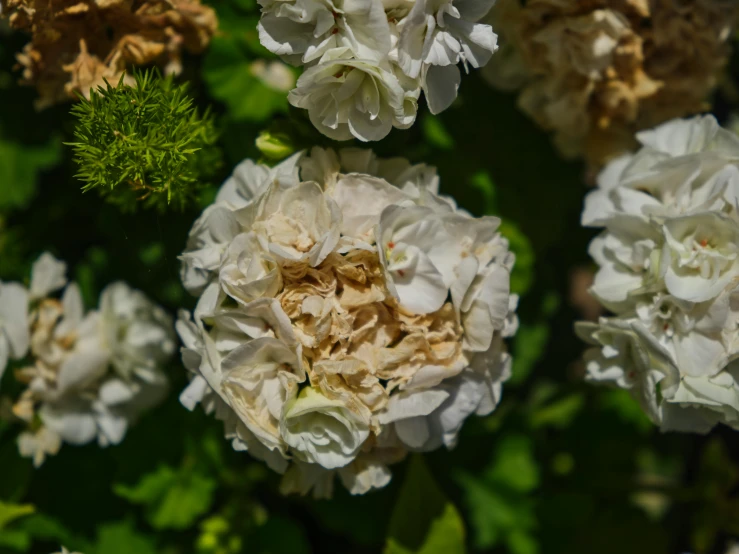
68;70;222;211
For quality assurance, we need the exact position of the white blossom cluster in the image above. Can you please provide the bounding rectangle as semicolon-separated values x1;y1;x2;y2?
257;0;499;142
578;115;739;433
178;147;517;497
0;253;175;466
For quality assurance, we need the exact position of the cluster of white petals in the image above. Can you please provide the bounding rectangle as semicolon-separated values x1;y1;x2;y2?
178;147;517;496
578;115;739;433
0;253;175;466
257;0;498;141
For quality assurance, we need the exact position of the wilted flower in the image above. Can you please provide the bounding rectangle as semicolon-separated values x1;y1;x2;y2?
577;115;739;433
0;253;175;466
257;0;499;141
0;0;218;108
484;0;738;167
177;146;518;496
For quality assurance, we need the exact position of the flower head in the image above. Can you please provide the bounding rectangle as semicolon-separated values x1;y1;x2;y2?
484;0;738;167
178;147;517;496
2;253;175;466
578;115;739;433
0;0;218;108
258;0;499;140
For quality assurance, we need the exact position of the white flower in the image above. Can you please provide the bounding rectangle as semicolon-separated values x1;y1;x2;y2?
99;282;175;380
216;152;301;210
281;386;370;469
288;48;413;141
221;337;304;454
6;256;174;464
241;180;341;266
0;282;29;388
376;203;509;328
258;0;392;64
398;0;497;113
660;213;739;303
18;426;61;468
178;147;517;496
179;204;242;295
579;115;739;433
219;233;283;305
258;0;498;138
29;252;67;300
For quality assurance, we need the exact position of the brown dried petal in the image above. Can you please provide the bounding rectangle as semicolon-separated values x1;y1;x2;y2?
487;0;738;167
1;0;217;107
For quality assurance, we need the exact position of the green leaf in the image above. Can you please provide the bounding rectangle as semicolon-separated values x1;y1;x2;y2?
0;502;35;553
249;516;311;554
385;456;466;554
510;292;559;385
114;464;216;530
530;393;585;430
422;115;455;150
0;502;35;530
599;389;653;433
511;322;549;385
456;435;539;551
0;528;30;551
499;220;535;295
203;36;292;122
92;521;157;554
0;136;61;211
486;435;539;493
469;171;497;215
507;528;539;554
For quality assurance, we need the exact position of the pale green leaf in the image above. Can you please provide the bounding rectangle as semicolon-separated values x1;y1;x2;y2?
92;521;157;554
0;502;35;530
385;456;466;554
114;465;216;530
203;37;291;122
0;136;61;211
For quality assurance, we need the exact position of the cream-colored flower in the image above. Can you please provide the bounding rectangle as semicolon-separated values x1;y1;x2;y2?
0;282;29;388
578;115;739;433
281;386;370;469
1;0;217;108
178;147;517;496
222;337;304;455
243;181;341;266
258;0;392;64
485;0;738;167
7;254;174;464
287;48;414;142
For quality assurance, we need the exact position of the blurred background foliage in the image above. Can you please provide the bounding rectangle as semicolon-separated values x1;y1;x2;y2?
1;1;739;553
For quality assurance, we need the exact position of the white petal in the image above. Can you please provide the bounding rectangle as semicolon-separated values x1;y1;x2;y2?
423;64;460;115
30;252;67;299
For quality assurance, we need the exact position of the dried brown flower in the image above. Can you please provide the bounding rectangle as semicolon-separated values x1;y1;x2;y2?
485;0;738;167
277;250;467;422
1;0;218;108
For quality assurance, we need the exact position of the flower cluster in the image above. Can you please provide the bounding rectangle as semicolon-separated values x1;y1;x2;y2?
0;253;175;466
178;147;517;496
484;0;738;168
578;115;739;433
257;0;499;142
0;0;218;108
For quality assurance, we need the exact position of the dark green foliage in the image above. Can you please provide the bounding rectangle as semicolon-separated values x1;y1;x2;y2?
385;456;465;554
2;4;739;553
68;70;222;211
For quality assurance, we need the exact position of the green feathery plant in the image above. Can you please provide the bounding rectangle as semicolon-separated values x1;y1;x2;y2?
68;70;222;211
